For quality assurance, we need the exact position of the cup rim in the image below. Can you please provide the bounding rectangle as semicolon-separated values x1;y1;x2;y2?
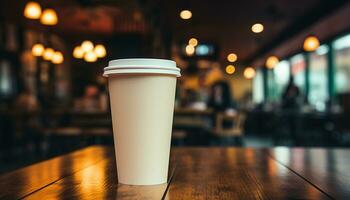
103;58;181;77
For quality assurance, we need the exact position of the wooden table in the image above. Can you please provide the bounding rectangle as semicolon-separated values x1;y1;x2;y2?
0;146;349;199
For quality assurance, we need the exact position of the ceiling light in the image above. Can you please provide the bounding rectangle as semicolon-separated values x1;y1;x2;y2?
32;43;45;57
227;53;237;62
180;10;192;20
225;65;236;75
185;45;195;56
84;51;97;62
81;40;94;52
73;46;84;59
303;35;320;52
188;38;198;46
251;23;264;33
266;56;279;69
40;9;58;25
51;51;64;64
24;1;42;19
244;67;256;79
94;44;107;58
43;48;54;61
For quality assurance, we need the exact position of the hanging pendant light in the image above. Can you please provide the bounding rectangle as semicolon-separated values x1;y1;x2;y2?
32;43;45;56
40;8;58;25
303;35;320;52
51;51;64;64
94;44;107;58
266;56;279;69
24;1;42;19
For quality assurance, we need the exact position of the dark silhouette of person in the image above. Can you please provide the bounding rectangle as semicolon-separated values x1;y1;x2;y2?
208;80;236;112
282;77;301;110
281;76;302;145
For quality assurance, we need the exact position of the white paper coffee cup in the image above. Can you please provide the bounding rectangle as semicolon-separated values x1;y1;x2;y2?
103;58;180;185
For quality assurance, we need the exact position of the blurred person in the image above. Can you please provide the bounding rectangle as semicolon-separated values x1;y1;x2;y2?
208;81;237;128
281;76;303;145
282;77;302;110
208;80;236;112
197;73;209;104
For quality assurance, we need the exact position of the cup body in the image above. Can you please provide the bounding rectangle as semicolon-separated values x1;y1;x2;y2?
108;73;177;185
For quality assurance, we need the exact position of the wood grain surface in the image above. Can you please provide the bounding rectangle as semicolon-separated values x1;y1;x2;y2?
0;146;348;199
269;147;350;199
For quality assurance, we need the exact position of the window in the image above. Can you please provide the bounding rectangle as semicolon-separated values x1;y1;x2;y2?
273;60;290;100
0;60;14;97
253;68;264;104
333;34;350;93
267;69;277;101
309;45;329;111
290;54;306;94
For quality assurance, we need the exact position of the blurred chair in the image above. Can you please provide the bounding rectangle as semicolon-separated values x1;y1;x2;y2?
213;112;246;146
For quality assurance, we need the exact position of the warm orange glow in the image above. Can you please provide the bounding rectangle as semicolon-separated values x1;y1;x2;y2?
40;9;58;25
303;35;320;52
225;65;236;75
81;41;94;52
73;46;84;59
244;67;256;79
84;51;97;62
94;44;107;58
51;51;64;64
32;43;45;57
185;45;195;56
251;23;264;33
188;38;198;46
43;48;54;61
180;10;192;20
24;1;42;19
227;53;237;62
266;56;279;69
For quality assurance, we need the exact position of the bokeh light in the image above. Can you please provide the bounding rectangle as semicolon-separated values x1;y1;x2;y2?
32;44;45;57
225;65;236;75
303;35;320;52
40;9;58;25
251;23;264;33
24;1;42;19
244;67;256;79
227;53;237;62
180;10;192;20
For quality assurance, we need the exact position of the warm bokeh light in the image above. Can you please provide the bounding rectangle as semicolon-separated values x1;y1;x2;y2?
244;67;256;79
188;38;198;46
43;48;54;61
303;35;320;52
185;45;195;56
31;43;45;57
94;44;107;58
51;51;64;64
81;41;94;52
227;53;237;62
266;56;279;69
73;46;84;59
225;65;236;75
180;10;192;20
251;23;264;33
84;51;97;62
24;1;42;19
40;9;58;25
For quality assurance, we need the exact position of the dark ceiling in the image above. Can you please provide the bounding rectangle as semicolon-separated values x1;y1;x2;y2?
2;0;349;64
156;0;349;64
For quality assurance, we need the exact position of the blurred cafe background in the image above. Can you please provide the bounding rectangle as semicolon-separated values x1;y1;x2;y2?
1;0;350;173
